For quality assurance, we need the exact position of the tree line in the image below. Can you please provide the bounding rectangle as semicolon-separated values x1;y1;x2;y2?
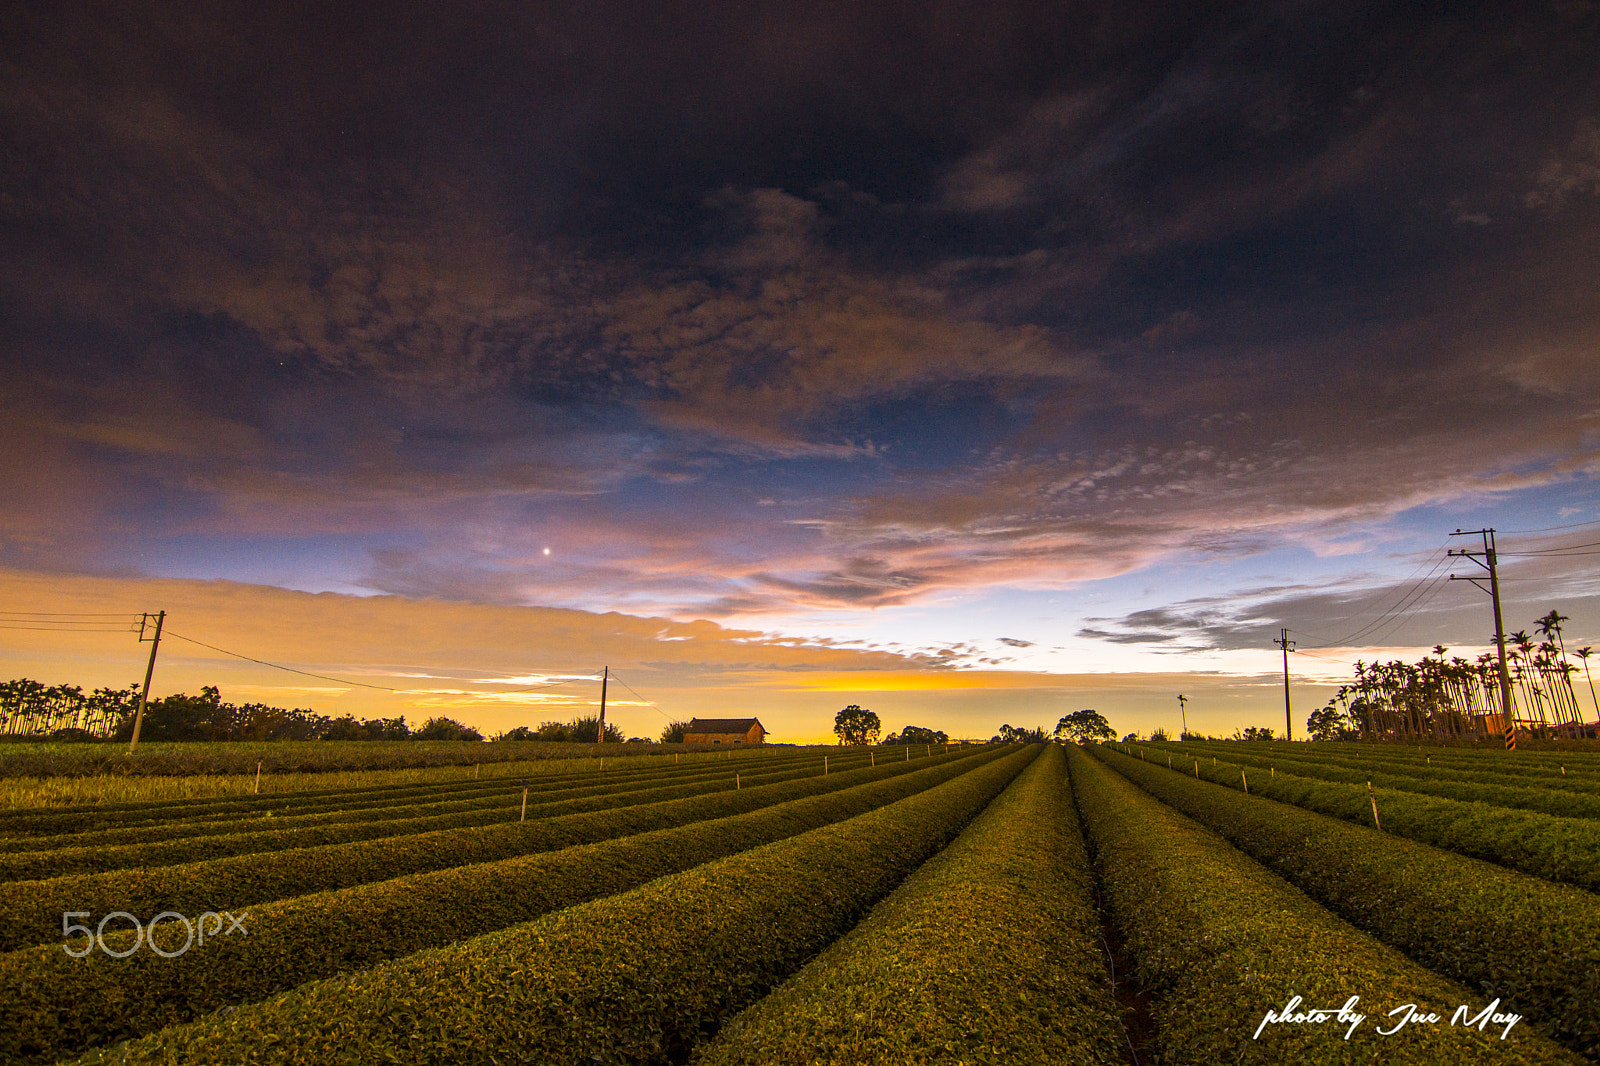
1306;609;1599;741
0;678;643;744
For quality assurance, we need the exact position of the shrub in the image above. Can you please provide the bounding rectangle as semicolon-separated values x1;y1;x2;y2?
411;717;483;742
1091;745;1600;1058
0;747;994;953
1069;746;1580;1064
696;745;1124;1065
70;746;1036;1064
0;748;1011;1063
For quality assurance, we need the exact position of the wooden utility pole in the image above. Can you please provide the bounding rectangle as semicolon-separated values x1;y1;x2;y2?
598;666;608;745
1449;529;1516;744
128;610;164;753
1177;694;1188;740
1275;628;1296;740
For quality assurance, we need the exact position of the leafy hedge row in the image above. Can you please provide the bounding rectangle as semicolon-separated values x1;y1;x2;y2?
1204;749;1600;818
0;762;838;879
0;757;831;855
0;746;994;953
0;749;851;837
0;738;795;781
1171;741;1600;774
1067;746;1582;1064
692;744;1126;1066
1;747;1010;1063
1118;744;1600;892
1162;743;1600;803
1090;745;1600;1059
74;745;1036;1065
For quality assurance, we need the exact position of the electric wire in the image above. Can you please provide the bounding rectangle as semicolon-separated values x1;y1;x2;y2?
1300;553;1455;649
1499;518;1600;534
162;631;397;691
608;673;677;724
0;625;139;632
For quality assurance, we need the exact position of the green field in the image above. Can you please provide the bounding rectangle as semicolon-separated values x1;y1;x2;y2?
3;740;1594;1063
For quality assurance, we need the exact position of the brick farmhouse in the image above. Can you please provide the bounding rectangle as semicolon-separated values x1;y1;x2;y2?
682;717;766;746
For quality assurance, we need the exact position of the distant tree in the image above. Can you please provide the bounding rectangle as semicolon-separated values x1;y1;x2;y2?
1056;709;1116;744
992;723;1048;744
1306;705;1359;742
536;721;571;741
1149;727;1171;742
1120;731;1140;743
568;715;624;743
882;724;947;745
834;705;881;746
497;725;539;742
321;715;369;741
365;715;411;741
660;720;691;744
1233;726;1275;741
414;716;484;742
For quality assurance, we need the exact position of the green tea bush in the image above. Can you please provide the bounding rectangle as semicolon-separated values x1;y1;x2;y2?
1069;746;1582;1064
0;747;1009;1063
0;757;823;853
1091;745;1600;1058
0;762;838;879
693;744;1126;1065
0;747;990;952
72;747;1036;1064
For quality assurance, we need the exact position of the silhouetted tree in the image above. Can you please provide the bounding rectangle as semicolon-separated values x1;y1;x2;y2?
834;705;881;745
882;724;947;745
1055;709;1115;744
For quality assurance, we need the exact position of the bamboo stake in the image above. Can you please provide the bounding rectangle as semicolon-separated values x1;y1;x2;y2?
736;772;740;789
253;761;261;795
1367;781;1381;831
1241;769;1249;793
521;785;528;822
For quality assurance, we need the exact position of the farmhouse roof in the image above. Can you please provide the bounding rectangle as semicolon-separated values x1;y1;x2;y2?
684;717;764;734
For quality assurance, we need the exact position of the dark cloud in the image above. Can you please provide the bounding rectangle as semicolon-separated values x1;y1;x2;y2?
3;1;1599;619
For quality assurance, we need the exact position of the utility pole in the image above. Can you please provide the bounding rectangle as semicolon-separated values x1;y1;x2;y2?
598;666;608;746
1448;529;1516;744
1275;628;1296;740
128;610;164;753
1177;694;1188;740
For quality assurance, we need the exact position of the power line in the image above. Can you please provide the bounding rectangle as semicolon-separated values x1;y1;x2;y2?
0;611;139;619
162;631;396;691
0;625;137;632
1302;554;1455;648
1500;517;1600;534
1350;571;1455;648
1501;541;1600;556
1292;541;1450;645
607;673;676;723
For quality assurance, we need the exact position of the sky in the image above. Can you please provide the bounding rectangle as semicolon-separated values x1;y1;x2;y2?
2;1;1599;743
